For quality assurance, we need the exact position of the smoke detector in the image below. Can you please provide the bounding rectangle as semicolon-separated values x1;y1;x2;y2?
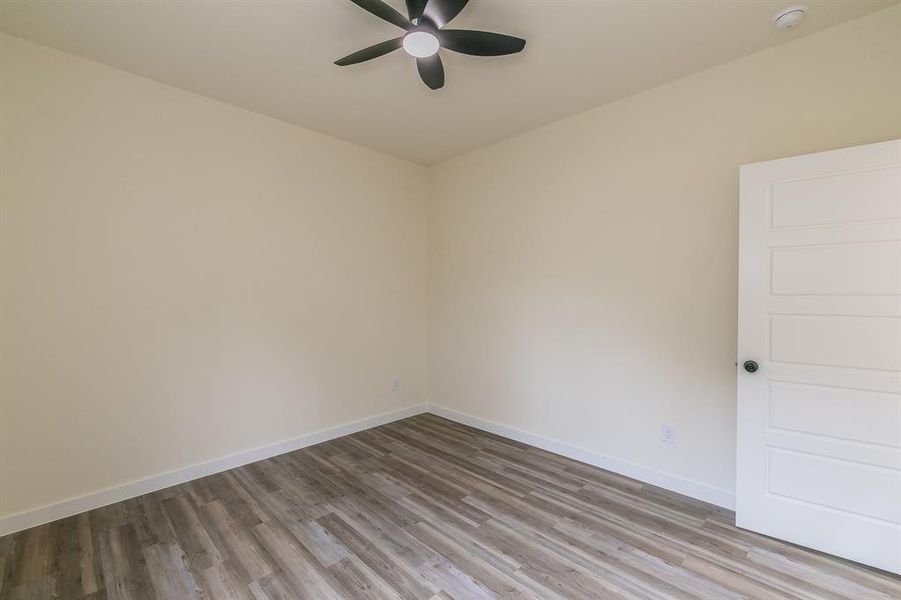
773;5;807;30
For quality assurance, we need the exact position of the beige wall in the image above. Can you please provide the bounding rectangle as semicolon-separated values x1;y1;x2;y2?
2;5;900;523
428;5;901;500
0;33;428;519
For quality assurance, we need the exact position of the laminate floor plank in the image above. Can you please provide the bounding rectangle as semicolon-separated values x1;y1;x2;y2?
1;414;898;599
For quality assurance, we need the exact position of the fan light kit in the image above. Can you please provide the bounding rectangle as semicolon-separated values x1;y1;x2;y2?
335;0;526;90
403;30;440;58
773;5;807;30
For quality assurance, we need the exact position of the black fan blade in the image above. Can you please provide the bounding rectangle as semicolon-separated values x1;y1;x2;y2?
416;54;445;90
335;37;404;66
438;29;525;56
349;0;413;31
406;0;427;21
422;0;468;28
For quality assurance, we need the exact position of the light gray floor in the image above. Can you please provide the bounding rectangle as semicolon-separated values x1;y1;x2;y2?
1;413;899;599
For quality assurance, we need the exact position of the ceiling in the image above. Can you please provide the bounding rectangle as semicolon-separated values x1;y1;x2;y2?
1;1;896;164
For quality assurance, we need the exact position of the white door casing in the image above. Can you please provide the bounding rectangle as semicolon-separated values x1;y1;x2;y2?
736;139;901;575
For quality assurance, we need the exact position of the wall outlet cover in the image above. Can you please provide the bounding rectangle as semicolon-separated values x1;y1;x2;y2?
661;424;676;445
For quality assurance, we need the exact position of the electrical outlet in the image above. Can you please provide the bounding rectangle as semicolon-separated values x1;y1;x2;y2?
661;424;676;445
392;379;400;392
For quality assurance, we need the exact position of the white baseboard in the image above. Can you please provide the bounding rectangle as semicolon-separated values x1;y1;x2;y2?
0;404;428;537
427;405;736;510
1;402;735;536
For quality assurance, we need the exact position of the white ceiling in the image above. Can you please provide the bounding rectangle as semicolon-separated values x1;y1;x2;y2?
1;1;895;164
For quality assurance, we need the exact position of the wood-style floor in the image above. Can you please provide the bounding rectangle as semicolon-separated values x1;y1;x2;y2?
1;414;899;599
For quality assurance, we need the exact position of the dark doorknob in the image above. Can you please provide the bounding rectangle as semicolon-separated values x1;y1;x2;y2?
743;360;759;373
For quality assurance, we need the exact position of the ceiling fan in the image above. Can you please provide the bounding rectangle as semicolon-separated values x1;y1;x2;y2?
335;0;526;90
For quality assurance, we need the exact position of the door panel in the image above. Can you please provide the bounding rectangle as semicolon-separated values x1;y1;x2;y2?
768;381;901;447
770;241;901;296
770;165;901;227
737;139;901;575
767;448;900;523
769;314;900;371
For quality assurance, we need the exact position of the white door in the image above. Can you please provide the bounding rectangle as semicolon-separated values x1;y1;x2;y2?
736;139;901;575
